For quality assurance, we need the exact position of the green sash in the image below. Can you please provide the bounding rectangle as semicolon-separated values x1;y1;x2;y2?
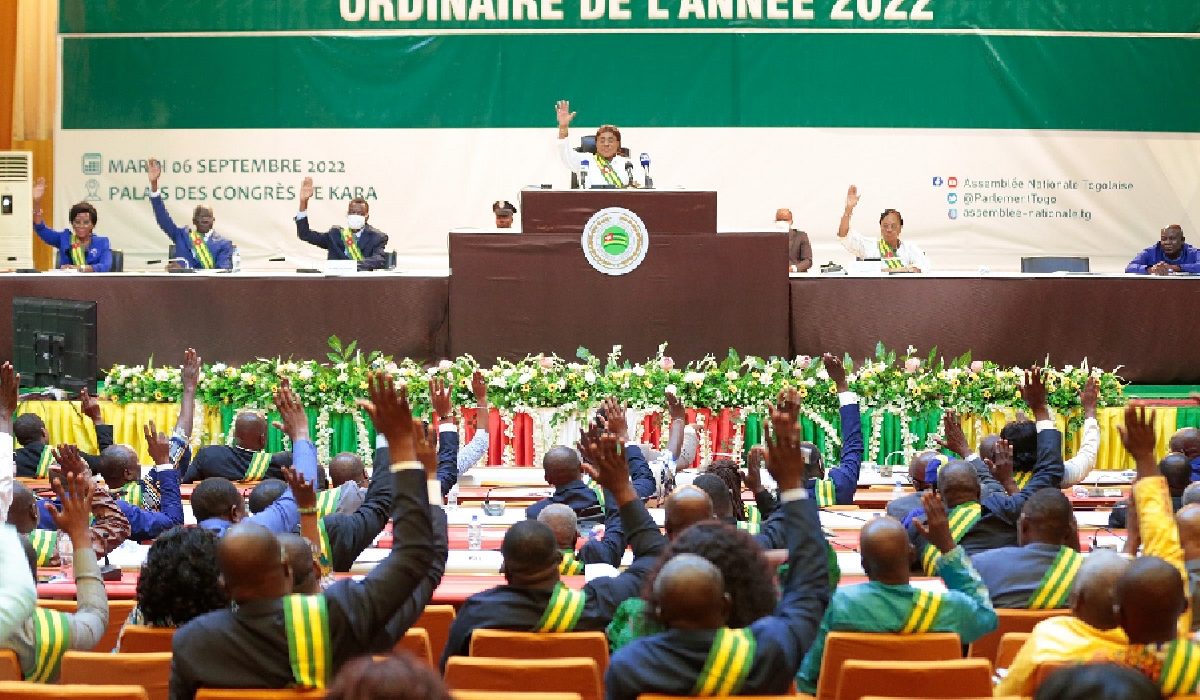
1160;639;1200;695
1013;471;1033;489
692;627;757;696
282;594;331;689
35;446;54;478
118;481;144;508
27;607;71;683
920;501;982;575
587;480;605;509
1027;546;1083;610
813;478;837;507
745;504;762;527
243;451;271;481
28;530;58;567
340;228;364;261
315;488;342;518
593;154;626;188
69;236;87;268
316;518;333;574
535;582;586;632
878;239;904;269
899;588;945;634
736;521;761;535
189;229;215;269
559;550;585;575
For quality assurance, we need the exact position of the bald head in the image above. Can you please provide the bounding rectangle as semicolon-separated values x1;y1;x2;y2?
1117;556;1187;645
329;453;367;488
537;503;579;550
978;434;1000;464
664;486;717;539
7;482;38;534
1170;427;1200;460
1177;505;1200;563
542;446;581;488
500;520;559;586
98;445;139;489
937;461;981;509
1071;550;1130;630
1160;452;1191;495
1183;483;1200;508
278;533;320;595
217;523;291;602
907;450;937;490
774;208;792;225
859;517;913;584
1018;488;1075;547
653;553;729;630
233;411;268;451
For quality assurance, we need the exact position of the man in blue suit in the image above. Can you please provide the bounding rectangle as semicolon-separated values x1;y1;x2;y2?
295;176;390;271
147;158;235;270
31;177;112;272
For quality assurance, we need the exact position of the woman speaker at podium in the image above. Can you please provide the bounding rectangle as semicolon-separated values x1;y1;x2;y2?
555;99;645;189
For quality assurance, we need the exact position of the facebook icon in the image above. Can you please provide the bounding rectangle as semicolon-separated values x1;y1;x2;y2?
931;176;944;187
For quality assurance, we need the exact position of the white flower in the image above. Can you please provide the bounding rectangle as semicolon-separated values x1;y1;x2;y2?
154;368;171;381
906;345;917;355
298;367;314;380
518;371;533;385
439;359;454;370
665;384;677;395
816;368;830;381
335;362;348;371
584;371;597;385
337;372;349;382
759;374;773;386
491;376;507;388
684;371;705;385
725;371;738;381
384;361;399;373
632;366;646;377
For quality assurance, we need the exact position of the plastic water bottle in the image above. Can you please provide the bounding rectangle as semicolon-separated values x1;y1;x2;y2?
467;515;482;551
231;246;241;272
57;532;74;581
446;485;459;510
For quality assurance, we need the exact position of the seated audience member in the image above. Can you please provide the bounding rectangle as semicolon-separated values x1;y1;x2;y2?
604;395;830;699
837;184;929;272
1108;556;1200;695
320;452;398;572
1109;452;1190;528
322;452;369;516
0;362;38;640
169;374;444;697
797;492;998;693
1035;663;1164;700
181;409;291;483
32;177;113;272
537;502;625;570
997;550;1131;694
970;488;1081;608
776;207;812;273
117;526;227;647
147;159;234;269
1178;505;1200;632
608;519;779;652
442;430;668;668
885;450;938;522
295;176;390;271
908;369;1064;566
13;388;111;476
327;653;450;700
1125;224;1199;275
1184;483;1200;507
492;200;517;229
986;379;1101;489
3;473;110;682
97;425;184;541
279;533;322;595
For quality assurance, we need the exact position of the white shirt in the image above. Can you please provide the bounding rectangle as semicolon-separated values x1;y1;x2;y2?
557;137;641;188
839;229;931;271
1062;417;1101;487
0;431;11;523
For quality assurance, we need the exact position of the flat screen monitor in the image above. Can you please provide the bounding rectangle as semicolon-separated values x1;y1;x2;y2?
12;296;97;393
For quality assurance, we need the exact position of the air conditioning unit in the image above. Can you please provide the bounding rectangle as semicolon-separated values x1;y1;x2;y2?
0;151;33;270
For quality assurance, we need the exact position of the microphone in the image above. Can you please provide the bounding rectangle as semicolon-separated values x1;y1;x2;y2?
624;160;635;187
579;159;590;189
481;487;505;516
639;152;653;189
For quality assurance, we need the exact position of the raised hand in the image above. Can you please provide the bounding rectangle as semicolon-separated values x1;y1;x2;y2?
283;466;317;511
470;370;488;405
144;420;171;466
580;433;635;505
52;443;90;479
600;397;628;441
79;387;102;424
32;177;46;204
0;361;18;429
935;409;970;459
148;158;162;188
181;348;201;394
1117;404;1158;478
47;472;95;543
360;372;416;462
744;445;766;494
844;184;860;212
1019;367;1050;421
413;418;437;476
987;438;1016;492
555;99;576;130
913;491;955;554
823;352;848;393
1079;376;1099;419
274;378;310;442
665;390;686;422
299;177;315;208
429;377;453;421
765;396;805;491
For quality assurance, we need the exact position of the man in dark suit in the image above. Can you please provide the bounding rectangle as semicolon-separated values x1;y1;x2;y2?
13;388;111;477
294;176;389;271
776;207;812;272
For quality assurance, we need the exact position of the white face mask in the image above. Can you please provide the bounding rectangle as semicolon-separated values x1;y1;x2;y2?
346;214;366;230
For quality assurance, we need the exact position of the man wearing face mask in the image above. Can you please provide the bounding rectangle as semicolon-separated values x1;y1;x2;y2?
31;177;113;272
146;158;235;270
555;99;642;189
294;176;390;271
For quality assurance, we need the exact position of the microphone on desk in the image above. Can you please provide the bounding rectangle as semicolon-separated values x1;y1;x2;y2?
625;160;635;187
579;159;590;189
639;152;653;189
481;487;505;516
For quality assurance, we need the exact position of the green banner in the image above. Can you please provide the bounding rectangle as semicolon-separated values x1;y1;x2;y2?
59;1;1200;34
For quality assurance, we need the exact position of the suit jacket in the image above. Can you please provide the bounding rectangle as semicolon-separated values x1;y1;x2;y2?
14;424;113;477
788;229;813;271
180;445;292;483
294;216;389;270
150;194;234;269
33;224;113;272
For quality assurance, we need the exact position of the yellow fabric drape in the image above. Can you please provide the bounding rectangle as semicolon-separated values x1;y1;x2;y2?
16;401;224;465
13;0;56;141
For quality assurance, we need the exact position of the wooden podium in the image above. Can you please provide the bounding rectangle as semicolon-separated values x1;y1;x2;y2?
449;189;788;363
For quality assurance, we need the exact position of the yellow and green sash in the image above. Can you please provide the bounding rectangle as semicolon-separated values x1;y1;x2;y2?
593;154;626;188
28;530;58;567
899;588;945;634
243;451;271;481
813;478;837;507
35;446;54;478
878;239;904;269
736;521;762;535
535;581;586;632
69;236;87;268
27;607;71;683
316;518;333;575
1027;546;1083;610
340;228;364;261
189;229;215;269
559;550;585;575
315;488;342;518
587;480;606;509
1013;471;1033;489
1159;639;1200;695
282;594;331;689
919;501;982;575
117;481;144;508
744;504;762;527
692;627;757;696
